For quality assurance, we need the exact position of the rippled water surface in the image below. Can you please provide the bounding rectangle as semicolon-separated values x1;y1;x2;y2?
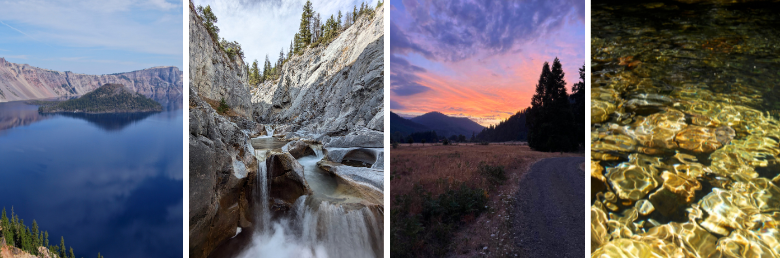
0;101;183;258
591;0;780;256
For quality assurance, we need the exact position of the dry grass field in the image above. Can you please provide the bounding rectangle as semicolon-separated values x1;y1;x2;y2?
390;143;582;257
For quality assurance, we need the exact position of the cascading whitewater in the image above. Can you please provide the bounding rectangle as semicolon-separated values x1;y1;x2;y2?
255;149;270;232
245;148;382;258
309;144;323;158
265;125;274;137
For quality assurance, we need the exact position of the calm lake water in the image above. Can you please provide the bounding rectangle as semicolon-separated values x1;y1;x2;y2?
0;100;182;258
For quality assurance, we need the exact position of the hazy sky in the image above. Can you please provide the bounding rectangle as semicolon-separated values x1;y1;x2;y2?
390;0;585;127
193;0;379;66
0;0;183;75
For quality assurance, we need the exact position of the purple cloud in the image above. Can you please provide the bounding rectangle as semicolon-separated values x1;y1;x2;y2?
394;0;584;62
391;54;431;96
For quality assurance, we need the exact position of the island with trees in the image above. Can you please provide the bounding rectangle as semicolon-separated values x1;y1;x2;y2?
37;84;162;114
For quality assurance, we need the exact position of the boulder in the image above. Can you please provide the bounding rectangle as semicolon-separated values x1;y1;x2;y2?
266;153;312;204
324;128;384;148
281;140;315;159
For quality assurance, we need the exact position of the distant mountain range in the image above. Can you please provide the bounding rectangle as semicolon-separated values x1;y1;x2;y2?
0;58;182;108
390;111;485;139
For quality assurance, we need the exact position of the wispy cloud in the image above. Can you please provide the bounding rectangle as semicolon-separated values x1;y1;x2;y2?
0;21;32;38
0;0;182;55
393;0;584;62
0;0;182;74
4;55;29;59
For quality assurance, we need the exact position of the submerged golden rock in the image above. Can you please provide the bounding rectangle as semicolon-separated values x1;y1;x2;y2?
591;239;672;258
592;206;610;251
674;126;724;153
698;188;760;235
591;2;780;257
593;100;616;123
716;229;779;257
606;154;661;201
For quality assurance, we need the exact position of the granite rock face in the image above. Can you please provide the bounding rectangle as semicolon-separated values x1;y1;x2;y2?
0;58;182;108
251;5;384;140
187;2;261;258
189;2;252;118
189;87;258;258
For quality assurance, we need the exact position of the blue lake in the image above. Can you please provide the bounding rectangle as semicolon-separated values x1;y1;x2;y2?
0;100;182;258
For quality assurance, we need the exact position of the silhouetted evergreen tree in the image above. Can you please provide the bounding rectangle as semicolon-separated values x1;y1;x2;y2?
527;58;577;152
570;63;586;149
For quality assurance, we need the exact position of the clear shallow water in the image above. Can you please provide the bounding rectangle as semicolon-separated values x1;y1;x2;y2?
591;0;780;256
0;100;183;258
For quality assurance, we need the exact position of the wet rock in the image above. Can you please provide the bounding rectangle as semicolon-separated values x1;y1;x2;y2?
319;161;384;192
648;171;700;217
324;128;383;148
698;188;759;235
606;154;662;201
266;152;312;204
591;206;609;251
674;125;725;153
592;100;616;123
282;140;315;159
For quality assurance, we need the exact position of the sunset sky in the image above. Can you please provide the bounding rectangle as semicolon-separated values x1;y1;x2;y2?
390;0;584;127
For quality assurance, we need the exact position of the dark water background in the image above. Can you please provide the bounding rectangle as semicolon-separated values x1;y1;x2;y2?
0;100;183;258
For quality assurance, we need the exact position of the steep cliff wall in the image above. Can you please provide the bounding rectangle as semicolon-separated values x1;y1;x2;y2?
251;5;384;141
0;59;183;108
188;2;252;118
188;2;258;258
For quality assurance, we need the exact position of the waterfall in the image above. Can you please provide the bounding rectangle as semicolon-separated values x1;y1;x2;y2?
310;144;323;158
265;125;275;137
296;201;381;258
255;149;270;232
244;140;382;258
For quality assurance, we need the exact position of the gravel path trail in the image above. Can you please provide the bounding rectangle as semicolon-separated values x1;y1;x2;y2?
511;157;584;257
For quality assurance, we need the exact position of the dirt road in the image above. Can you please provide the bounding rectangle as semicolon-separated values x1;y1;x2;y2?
511;157;584;257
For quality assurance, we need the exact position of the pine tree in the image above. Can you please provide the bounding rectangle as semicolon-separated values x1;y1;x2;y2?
1;207;11;246
571;63;585;149
198;5;220;40
31;220;39;248
60;237;66;258
69;247;75;258
337;11;342;31
527;58;575;152
297;1;314;53
353;6;358;22
288;41;293;60
278;48;284;71
263;55;271;82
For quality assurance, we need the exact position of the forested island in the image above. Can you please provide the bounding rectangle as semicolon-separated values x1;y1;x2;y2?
37;84;162;114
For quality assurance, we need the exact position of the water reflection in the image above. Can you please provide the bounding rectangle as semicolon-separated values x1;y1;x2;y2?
56;112;160;132
0;102;183;258
0;101;52;133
